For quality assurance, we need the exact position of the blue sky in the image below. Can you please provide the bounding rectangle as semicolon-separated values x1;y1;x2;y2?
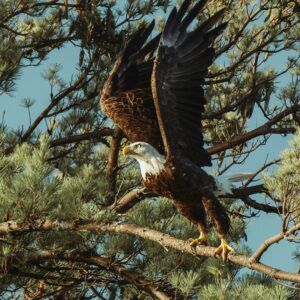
0;2;298;276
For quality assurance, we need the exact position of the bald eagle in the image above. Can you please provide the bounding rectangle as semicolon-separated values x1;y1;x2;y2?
101;0;250;260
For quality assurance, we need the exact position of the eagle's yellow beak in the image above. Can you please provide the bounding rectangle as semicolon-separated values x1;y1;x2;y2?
123;145;132;156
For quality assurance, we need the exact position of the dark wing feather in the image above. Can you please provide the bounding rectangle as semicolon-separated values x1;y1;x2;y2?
152;0;226;166
101;21;164;152
107;21;161;94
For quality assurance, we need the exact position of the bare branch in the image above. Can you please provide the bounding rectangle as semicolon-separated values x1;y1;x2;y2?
233;184;267;196
115;187;157;214
238;195;281;214
250;223;300;263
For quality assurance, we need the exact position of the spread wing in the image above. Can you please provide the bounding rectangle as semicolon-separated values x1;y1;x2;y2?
101;22;163;151
152;0;227;166
107;21;161;94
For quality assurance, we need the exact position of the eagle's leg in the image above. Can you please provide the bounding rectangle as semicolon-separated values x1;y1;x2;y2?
189;224;208;247
214;237;234;261
202;194;234;261
174;201;208;247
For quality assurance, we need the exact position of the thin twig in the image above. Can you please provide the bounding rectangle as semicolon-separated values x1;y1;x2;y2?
250;223;300;263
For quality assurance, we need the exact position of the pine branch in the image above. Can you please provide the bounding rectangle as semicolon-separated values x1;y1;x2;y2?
9;267;116;287
204;67;294;120
203;91;254;120
17;250;177;300
214;0;269;58
229;184;281;213
208;104;299;154
114;184;268;214
1;219;300;284
238;195;281;214
114;187;157;213
106;127;124;204
3;128;114;155
49;128;114;147
20;57;96;143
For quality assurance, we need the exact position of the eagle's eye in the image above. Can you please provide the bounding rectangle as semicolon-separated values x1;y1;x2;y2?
134;143;144;153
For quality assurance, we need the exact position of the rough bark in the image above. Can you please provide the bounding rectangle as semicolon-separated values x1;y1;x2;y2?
1;219;299;284
106;127;123;202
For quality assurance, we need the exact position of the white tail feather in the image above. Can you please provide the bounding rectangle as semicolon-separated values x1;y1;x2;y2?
225;172;254;183
214;173;254;196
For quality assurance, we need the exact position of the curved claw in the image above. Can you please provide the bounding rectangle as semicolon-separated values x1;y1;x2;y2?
188;232;208;247
214;238;234;261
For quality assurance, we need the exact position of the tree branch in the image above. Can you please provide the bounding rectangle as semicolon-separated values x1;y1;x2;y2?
250;223;300;263
49;128;114;148
3;128;114;155
203;91;253;120
114;184;268;214
1;219;300;283
19;250;176;300
20;57;95;143
232;184;267;196
238;195;281;214
204;66;295;121
229;185;282;213
208;104;299;154
115;187;157;214
106;127;124;204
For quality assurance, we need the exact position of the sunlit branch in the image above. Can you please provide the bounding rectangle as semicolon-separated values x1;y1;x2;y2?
1;219;300;283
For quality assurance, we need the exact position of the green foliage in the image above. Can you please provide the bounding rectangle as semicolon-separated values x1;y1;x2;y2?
0;135;118;222
0;0;299;298
0;36;21;94
0;135;54;220
170;270;200;297
198;278;293;300
263;128;300;222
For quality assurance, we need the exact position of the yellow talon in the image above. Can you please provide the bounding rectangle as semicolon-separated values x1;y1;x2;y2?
189;232;208;247
214;238;234;261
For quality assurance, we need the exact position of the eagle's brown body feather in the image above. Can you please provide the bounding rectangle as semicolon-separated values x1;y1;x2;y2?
144;162;229;237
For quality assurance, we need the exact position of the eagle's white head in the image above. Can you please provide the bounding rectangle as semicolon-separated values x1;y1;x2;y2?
123;142;166;180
